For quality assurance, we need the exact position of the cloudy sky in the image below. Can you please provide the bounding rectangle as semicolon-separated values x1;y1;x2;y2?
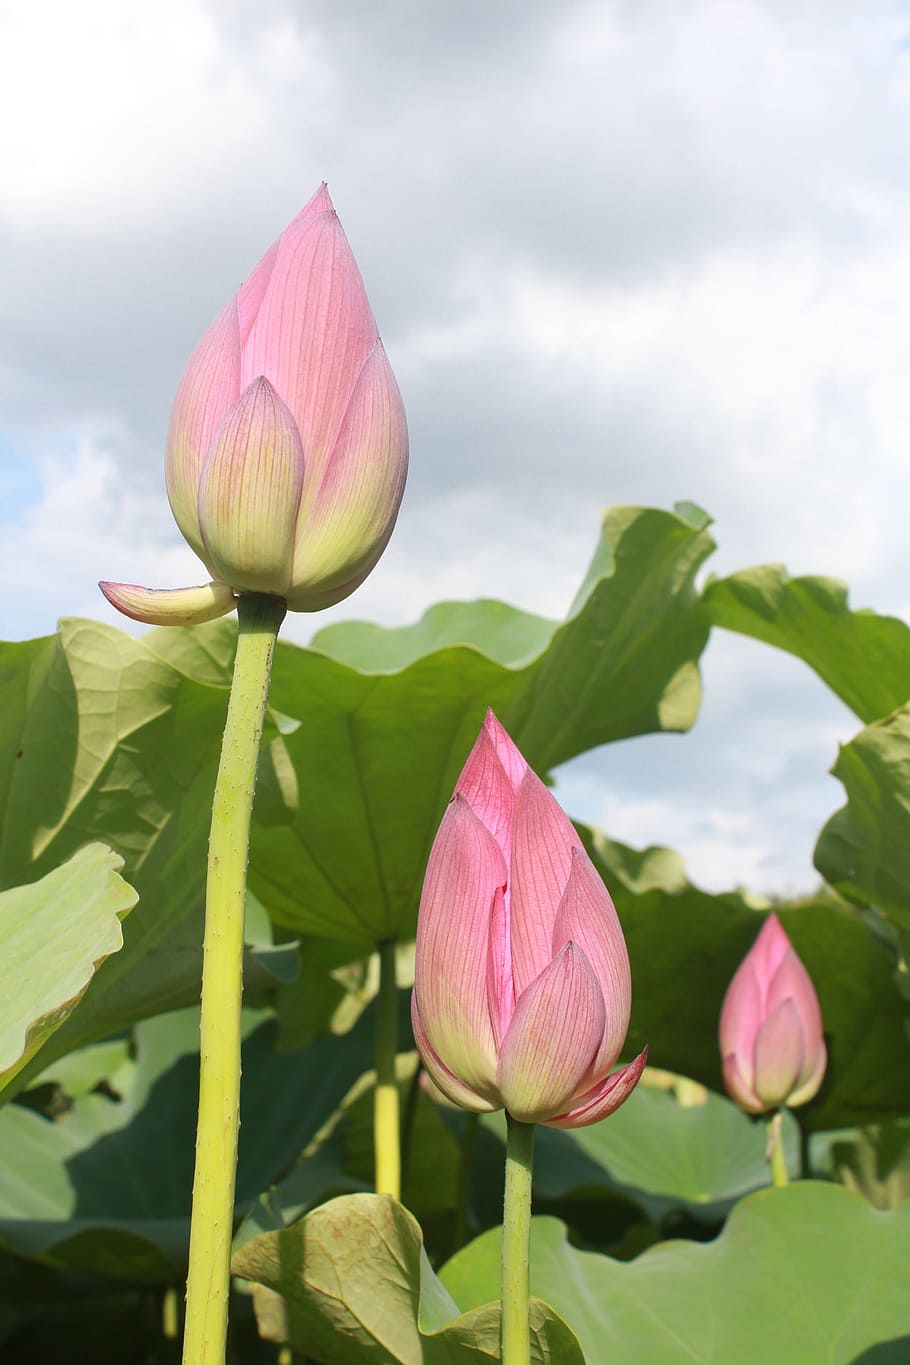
2;0;908;893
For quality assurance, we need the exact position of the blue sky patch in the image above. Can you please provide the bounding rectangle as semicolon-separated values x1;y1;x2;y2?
0;432;45;524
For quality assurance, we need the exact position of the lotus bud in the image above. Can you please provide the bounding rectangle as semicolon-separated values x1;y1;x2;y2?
101;184;408;625
720;912;826;1114
411;710;646;1128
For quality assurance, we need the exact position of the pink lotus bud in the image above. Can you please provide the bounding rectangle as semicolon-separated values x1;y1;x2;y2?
101;185;408;625
411;711;646;1128
719;912;826;1114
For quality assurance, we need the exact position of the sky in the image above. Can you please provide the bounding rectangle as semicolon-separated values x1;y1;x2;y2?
2;0;909;895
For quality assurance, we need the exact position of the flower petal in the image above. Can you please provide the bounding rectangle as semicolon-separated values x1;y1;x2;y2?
788;1037;827;1108
766;946;825;1081
486;885;514;1047
98;580;236;626
165;301;242;559
412;794;506;1101
411;992;496;1114
552;849;631;1078
455;711;524;858
753;999;805;1107
497;942;605;1122
240;186;379;499
479;710;528;793
546;1048;648;1129
510;768;582;994
287;341;408;608
747;912;792;991
719;958;762;1085
197;376;305;596
722;1051;764;1113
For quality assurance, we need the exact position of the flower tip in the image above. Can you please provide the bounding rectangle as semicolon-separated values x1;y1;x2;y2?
300;182;334;217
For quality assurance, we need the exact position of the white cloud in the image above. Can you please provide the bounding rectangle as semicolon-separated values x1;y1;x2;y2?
0;1;334;232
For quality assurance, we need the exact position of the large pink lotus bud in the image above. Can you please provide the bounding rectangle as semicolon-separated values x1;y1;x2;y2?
720;912;826;1114
101;185;408;625
411;711;646;1128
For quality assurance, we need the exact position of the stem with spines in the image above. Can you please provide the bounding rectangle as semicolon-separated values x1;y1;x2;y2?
374;938;401;1198
182;593;286;1365
501;1114;536;1364
766;1109;789;1187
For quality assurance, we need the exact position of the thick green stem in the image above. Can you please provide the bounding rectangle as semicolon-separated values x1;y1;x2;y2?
501;1115;536;1365
766;1109;789;1188
374;938;400;1198
182;593;286;1365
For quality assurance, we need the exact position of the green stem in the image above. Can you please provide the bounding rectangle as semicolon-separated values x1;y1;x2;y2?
766;1109;789;1187
501;1115;536;1365
374;938;400;1198
182;593;286;1365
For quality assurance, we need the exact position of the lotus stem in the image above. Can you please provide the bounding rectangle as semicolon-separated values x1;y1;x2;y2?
374;938;401;1198
501;1114;536;1365
766;1109;789;1187
182;593;286;1365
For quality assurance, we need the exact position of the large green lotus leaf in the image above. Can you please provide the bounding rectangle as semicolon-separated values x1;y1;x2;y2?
473;1084;801;1233
0;1002;385;1284
232;1193;585;1364
0;844;136;1099
0;620;293;1089
703;565;910;722
441;1185;910;1363
251;504;713;942
814;706;910;930
586;831;910;1131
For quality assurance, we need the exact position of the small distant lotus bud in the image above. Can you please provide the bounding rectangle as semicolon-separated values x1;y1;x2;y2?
411;710;647;1128
719;912;826;1114
102;184;408;626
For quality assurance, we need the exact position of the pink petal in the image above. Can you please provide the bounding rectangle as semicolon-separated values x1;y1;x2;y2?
497;943;605;1123
766;946;824;1076
412;795;506;1101
546;1048;648;1129
286;341;408;608
752;999;805;1107
454;714;523;858
719;957;763;1072
235;189;332;345
486;885;514;1047
509;769;582;994
480;711;529;794
240;193;379;499
236;239;281;348
98;579;236;626
722;1050;764;1113
747;912;792;994
197;377;305;595
551;850;631;1078
411;993;497;1114
165;301;242;559
788;1037;827;1108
